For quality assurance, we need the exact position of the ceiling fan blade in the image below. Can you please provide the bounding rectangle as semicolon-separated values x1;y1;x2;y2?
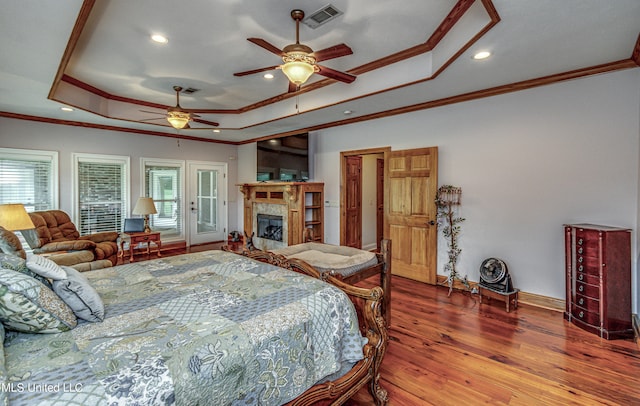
234;65;281;77
192;118;220;127
287;81;298;93
140;117;165;122
316;65;357;83
247;38;284;56
139;110;165;115
312;44;353;62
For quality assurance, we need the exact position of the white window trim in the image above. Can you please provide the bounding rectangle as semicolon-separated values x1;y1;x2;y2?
0;147;59;209
140;157;186;241
72;152;130;229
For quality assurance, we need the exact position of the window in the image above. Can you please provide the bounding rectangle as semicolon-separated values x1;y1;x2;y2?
141;158;185;240
0;148;58;211
73;153;129;235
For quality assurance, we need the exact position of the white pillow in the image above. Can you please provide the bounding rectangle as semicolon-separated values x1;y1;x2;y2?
26;254;67;280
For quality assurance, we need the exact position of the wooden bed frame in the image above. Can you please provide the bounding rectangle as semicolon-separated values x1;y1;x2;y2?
334;239;391;326
226;249;389;405
225;239;392;326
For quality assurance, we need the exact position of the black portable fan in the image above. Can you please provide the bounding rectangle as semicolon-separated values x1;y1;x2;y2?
479;258;514;293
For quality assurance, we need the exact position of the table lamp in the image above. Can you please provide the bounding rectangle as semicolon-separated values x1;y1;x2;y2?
132;197;157;233
0;203;35;231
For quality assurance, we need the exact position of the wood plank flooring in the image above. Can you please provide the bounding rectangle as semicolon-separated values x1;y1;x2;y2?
132;243;639;405
348;276;639;406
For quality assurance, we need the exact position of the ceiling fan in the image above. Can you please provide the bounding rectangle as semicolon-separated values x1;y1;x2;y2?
234;9;356;92
140;86;219;129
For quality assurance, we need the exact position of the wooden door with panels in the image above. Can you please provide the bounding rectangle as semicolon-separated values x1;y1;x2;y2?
387;147;438;283
344;156;362;248
376;158;384;252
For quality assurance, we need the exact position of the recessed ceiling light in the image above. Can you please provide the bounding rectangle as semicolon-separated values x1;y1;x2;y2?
151;34;168;44
343;110;353;115
473;51;491;60
263;73;274;79
60;107;74;112
212;129;221;133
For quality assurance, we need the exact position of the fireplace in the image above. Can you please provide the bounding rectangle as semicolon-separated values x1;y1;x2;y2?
257;214;283;242
240;182;324;250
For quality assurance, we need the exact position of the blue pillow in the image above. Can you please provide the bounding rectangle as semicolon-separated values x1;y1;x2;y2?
53;266;105;322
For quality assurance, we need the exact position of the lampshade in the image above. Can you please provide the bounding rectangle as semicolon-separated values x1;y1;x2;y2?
166;110;190;129
132;197;157;215
281;52;317;85
0;203;35;231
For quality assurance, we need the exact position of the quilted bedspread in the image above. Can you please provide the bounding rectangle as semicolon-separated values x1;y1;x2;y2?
3;250;365;405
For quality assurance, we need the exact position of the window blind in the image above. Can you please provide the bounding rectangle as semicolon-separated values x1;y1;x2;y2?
77;160;125;235
0;149;56;211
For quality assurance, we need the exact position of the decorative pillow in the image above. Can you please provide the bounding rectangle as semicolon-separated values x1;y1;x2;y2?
26;254;67;280
0;252;33;276
0;268;77;333
53;266;105;322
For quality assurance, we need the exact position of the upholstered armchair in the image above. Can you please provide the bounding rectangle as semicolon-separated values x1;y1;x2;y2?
21;210;119;270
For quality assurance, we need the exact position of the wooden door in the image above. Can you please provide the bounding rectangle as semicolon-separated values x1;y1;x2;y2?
345;155;362;248
376;158;384;252
387;147;438;283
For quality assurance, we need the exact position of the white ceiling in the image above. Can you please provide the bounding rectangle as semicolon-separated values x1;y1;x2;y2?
1;0;639;144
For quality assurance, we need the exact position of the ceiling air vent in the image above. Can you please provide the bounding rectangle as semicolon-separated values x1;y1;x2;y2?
181;87;199;95
302;4;343;29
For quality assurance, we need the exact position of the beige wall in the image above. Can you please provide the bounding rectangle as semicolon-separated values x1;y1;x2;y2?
0;120;240;240
309;69;640;310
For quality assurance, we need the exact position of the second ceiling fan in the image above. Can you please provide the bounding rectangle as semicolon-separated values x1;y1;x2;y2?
140;86;219;130
234;9;356;92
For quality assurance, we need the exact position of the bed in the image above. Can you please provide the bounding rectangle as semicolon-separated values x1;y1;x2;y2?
233;239;392;326
0;250;388;405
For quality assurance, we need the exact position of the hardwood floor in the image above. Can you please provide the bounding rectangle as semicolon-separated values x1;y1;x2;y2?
348;276;639;406
127;243;639;405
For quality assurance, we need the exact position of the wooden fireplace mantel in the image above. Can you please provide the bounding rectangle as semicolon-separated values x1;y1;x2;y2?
240;182;324;246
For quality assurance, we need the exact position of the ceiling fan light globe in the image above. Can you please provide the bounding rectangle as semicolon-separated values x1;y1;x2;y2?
282;61;315;85
166;111;190;129
282;52;317;85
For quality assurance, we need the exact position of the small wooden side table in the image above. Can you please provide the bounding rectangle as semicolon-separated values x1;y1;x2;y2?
479;286;519;312
119;231;162;262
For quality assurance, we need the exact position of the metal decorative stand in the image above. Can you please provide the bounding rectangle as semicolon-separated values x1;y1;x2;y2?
435;185;468;296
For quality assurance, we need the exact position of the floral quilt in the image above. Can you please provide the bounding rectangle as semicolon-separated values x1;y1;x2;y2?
3;250;365;405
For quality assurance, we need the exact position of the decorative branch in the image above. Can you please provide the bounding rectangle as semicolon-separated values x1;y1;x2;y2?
435;185;468;296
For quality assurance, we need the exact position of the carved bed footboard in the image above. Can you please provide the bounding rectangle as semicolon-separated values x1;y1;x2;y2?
231;249;389;405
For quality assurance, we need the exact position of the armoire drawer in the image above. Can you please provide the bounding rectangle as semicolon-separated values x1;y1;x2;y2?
574;280;599;299
574;233;599;253
571;306;600;326
573;293;599;313
575;271;599;285
575;256;600;275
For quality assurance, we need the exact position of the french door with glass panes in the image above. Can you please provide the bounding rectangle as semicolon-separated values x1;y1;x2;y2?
187;162;227;245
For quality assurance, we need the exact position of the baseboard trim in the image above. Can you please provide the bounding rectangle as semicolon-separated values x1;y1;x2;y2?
518;291;564;312
435;275;565;312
